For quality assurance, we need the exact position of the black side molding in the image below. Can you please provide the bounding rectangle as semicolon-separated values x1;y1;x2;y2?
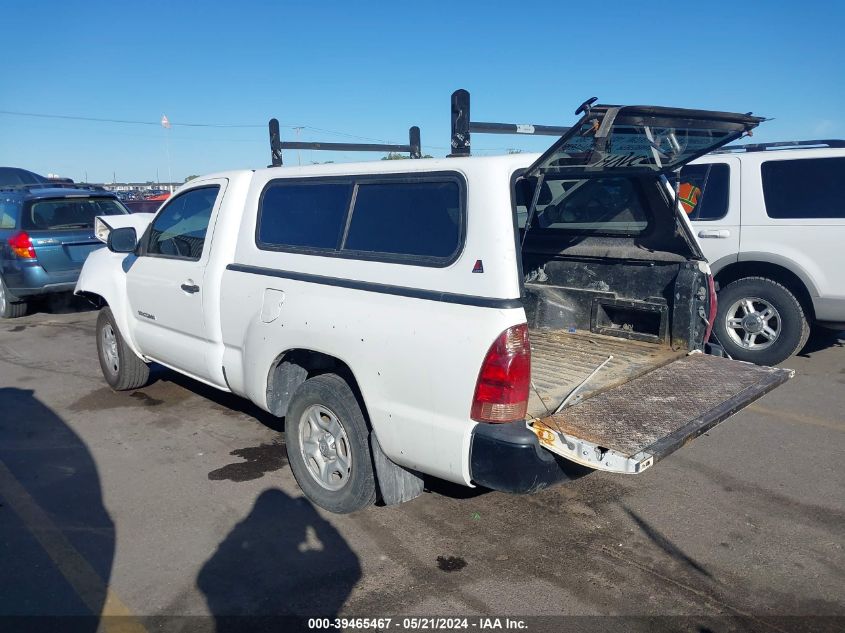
226;263;523;310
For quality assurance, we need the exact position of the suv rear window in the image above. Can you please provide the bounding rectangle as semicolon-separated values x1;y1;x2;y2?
762;157;845;219
678;163;730;221
22;197;127;230
514;176;649;235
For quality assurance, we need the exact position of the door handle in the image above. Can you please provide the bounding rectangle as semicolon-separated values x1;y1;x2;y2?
697;229;731;239
180;282;200;294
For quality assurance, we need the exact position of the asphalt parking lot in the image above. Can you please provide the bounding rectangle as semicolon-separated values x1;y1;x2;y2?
0;305;843;632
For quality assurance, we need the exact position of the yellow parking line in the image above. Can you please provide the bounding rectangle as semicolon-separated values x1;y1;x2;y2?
747;404;844;432
0;459;147;633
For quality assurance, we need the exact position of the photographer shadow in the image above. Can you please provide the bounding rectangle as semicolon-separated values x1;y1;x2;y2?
197;489;361;632
0;387;114;632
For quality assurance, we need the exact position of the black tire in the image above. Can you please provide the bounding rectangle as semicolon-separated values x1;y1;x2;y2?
0;276;27;319
96;307;150;390
713;276;810;366
286;373;376;514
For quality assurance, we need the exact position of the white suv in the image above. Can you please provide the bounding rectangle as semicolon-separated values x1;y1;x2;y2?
682;141;845;365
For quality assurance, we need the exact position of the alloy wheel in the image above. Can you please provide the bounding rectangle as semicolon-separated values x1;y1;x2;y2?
725;297;781;351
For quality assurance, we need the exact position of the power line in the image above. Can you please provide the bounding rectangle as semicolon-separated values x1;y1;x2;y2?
0;108;522;154
0;109;396;141
0;109;266;128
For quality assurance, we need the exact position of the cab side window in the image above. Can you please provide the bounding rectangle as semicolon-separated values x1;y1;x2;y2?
147;186;220;260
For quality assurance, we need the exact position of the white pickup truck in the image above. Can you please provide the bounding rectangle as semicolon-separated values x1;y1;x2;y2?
76;102;792;513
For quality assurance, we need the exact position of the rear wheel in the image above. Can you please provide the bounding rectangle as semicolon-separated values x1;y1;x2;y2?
286;373;376;513
713;276;809;366
0;277;27;319
96;307;149;390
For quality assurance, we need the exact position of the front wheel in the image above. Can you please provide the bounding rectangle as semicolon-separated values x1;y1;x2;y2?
713;276;810;366
96;307;150;390
286;373;376;513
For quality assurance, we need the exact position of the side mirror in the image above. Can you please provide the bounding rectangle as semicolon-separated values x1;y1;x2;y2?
107;227;138;253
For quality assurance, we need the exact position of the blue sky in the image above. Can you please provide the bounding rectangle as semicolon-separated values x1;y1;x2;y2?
2;0;843;183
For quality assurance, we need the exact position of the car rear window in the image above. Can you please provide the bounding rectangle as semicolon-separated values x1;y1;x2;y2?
761;157;845;219
344;181;461;259
22;197;127;230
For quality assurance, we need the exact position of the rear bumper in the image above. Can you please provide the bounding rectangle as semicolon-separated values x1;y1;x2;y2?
1;262;80;298
469;421;585;493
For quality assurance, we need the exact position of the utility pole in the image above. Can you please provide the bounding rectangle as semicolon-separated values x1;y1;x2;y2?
293;126;304;166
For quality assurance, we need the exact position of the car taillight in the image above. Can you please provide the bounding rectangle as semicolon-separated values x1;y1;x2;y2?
9;232;35;259
704;274;717;343
471;323;531;423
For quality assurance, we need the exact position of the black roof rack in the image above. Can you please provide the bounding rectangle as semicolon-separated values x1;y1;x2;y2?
449;89;571;157
713;139;845;154
267;119;421;167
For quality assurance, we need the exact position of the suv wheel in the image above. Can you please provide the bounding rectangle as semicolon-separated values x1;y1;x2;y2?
96;307;150;390
0;277;27;319
286;373;376;513
713;277;810;366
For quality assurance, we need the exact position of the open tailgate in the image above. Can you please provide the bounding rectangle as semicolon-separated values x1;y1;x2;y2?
529;353;792;474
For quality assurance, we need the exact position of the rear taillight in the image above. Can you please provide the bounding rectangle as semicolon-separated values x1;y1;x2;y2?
471;323;531;423
9;232;35;259
704;274;717;343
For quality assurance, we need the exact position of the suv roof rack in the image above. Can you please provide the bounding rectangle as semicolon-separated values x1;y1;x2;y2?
449;89;571;156
713;139;845;153
267;118;421;167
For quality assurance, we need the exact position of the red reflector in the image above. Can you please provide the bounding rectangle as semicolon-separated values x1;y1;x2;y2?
9;231;35;259
471;323;531;423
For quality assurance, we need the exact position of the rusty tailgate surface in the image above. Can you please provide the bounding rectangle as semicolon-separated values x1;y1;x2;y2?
541;353;793;459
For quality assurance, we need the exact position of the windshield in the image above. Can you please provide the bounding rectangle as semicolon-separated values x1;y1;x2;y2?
527;105;763;178
514;175;649;235
23;197;128;230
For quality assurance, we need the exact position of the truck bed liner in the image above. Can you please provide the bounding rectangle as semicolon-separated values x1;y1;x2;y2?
527;329;685;417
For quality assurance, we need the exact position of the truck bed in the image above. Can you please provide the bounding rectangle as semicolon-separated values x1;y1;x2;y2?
527;329;685;418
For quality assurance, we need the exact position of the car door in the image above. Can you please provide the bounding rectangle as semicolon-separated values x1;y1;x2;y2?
126;180;226;381
684;155;741;273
